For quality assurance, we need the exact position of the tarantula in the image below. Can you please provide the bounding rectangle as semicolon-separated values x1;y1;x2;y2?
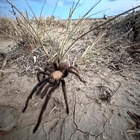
22;58;86;133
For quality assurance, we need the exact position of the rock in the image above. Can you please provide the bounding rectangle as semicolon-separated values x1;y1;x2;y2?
0;106;19;133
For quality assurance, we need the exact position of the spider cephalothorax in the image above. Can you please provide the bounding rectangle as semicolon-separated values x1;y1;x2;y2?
22;58;86;133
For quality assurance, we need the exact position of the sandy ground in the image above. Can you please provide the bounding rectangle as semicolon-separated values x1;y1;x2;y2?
0;31;140;140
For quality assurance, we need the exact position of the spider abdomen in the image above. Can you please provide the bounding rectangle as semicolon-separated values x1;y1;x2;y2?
51;71;63;80
58;62;69;71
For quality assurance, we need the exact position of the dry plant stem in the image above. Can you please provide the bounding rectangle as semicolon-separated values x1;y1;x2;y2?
94;29;132;54
62;5;140;58
25;0;38;22
1;57;8;69
72;19;133;64
78;32;106;63
86;9;110;19
60;0;101;57
39;0;48;20
51;0;59;16
6;0;49;57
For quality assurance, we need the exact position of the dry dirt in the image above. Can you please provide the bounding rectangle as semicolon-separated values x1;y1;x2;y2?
0;21;140;140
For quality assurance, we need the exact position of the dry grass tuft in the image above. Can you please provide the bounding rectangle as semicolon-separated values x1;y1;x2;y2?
0;0;140;75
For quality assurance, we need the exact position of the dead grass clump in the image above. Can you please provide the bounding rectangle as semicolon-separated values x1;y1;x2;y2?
125;43;140;63
2;0;140;76
0;16;43;49
0;17;16;37
45;16;66;29
110;10;140;42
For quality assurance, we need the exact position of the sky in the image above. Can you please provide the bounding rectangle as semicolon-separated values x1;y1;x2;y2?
0;0;140;19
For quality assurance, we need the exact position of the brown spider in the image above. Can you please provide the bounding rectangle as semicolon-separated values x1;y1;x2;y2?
22;58;86;133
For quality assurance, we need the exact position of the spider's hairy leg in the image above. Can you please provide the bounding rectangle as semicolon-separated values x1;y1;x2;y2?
37;71;50;82
33;82;60;133
35;80;49;96
68;69;87;83
68;66;79;73
44;66;54;73
53;61;59;70
127;111;140;123
61;80;69;114
40;84;51;99
63;70;68;78
53;57;60;70
22;78;49;113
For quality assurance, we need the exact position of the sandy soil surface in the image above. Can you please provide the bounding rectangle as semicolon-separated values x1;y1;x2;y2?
0;19;140;140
